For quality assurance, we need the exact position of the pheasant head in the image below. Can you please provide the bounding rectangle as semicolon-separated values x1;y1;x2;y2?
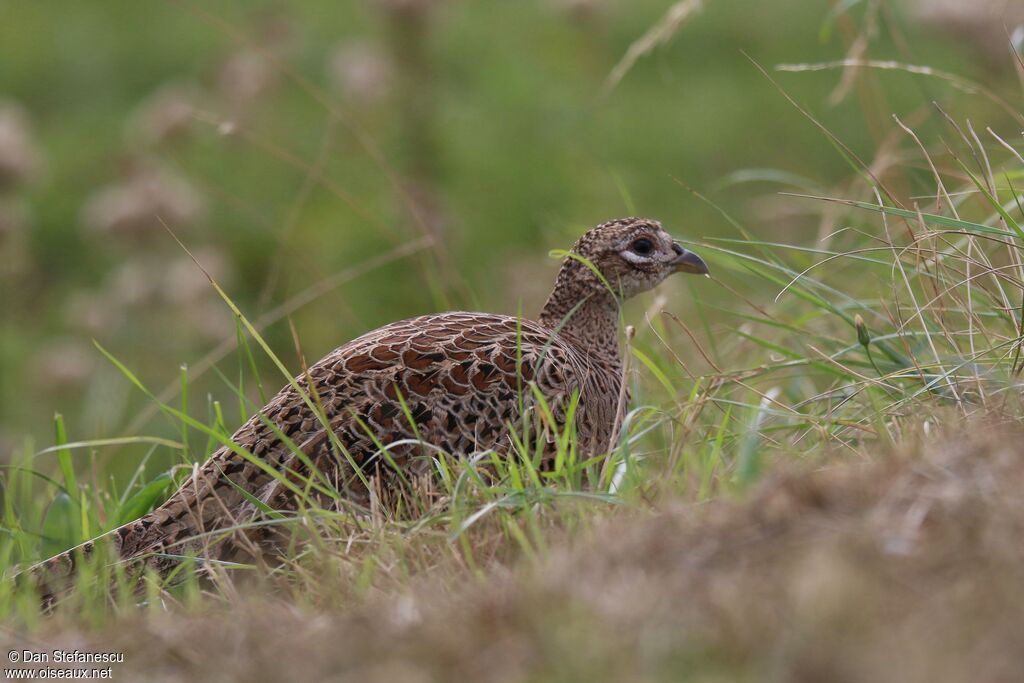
539;217;708;358
569;217;707;297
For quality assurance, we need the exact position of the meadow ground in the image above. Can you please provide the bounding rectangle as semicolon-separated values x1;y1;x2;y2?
8;425;1024;682
2;1;1024;680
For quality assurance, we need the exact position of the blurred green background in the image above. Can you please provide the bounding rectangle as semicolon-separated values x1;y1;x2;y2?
0;0;1019;464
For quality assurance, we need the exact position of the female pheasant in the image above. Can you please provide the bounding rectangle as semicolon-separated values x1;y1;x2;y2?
29;217;707;599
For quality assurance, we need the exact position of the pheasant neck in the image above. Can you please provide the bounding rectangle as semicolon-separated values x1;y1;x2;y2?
538;281;622;366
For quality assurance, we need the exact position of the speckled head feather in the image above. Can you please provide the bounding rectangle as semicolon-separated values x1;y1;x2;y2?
26;217;707;605
539;217;707;359
567;217;705;294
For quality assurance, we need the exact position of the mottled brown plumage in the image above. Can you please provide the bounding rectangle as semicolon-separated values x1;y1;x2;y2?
28;217;707;599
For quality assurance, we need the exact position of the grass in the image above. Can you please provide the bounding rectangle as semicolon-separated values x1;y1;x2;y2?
12;423;1024;682
2;1;1024;679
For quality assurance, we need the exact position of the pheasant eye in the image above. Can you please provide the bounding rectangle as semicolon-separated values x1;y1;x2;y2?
630;238;654;256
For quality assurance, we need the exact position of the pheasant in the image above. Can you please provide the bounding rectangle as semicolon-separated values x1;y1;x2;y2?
27;217;708;600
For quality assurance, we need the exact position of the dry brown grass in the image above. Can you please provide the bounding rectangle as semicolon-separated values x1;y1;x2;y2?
7;421;1024;682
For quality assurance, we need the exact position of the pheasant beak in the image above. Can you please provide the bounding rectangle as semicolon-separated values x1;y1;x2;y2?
670;243;709;275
